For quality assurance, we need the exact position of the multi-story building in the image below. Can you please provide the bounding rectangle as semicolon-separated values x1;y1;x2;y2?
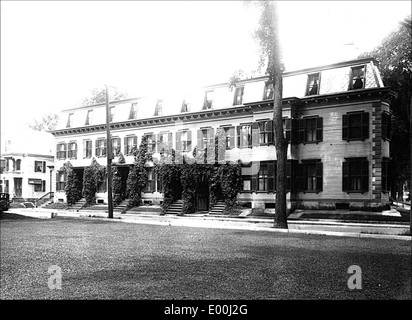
0;129;55;204
51;58;396;212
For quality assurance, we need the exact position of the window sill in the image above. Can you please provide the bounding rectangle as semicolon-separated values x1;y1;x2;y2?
300;141;322;145
344;138;368;142
301;190;322;194
344;191;368;194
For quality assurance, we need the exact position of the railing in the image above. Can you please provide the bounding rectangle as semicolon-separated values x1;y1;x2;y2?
390;197;410;209
36;192;55;207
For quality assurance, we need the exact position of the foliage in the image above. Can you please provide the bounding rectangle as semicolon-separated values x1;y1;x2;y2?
111;165;123;205
28;113;59;132
62;161;82;206
218;161;242;213
117;152;126;164
126;136;151;208
358;15;412;195
78;86;129;107
82;158;106;206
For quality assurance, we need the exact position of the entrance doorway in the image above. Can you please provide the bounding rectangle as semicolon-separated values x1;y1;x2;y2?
196;180;209;212
14;178;22;197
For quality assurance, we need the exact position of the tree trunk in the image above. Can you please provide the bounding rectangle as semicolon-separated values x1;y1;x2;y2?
270;1;288;229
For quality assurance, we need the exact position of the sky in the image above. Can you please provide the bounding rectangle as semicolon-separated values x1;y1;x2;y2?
1;0;410;134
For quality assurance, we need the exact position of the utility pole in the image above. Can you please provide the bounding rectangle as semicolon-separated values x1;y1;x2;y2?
105;85;114;219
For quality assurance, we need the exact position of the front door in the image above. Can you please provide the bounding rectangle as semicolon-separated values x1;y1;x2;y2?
14;178;22;197
196;181;209;212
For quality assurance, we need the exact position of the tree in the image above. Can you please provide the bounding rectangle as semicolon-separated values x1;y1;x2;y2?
28;113;59;132
251;1;288;228
78;86;129;107
62;162;82;206
358;15;412;200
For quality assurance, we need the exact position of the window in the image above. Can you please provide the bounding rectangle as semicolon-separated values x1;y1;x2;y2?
342;158;369;193
145;168;156;192
154;99;163;116
66;113;74;128
237;124;252;148
298;160;323;193
0;159;7;173
343;111;369;141
349;66;366;90
306;73;320;96
68;142;77;159
56;143;67;160
85;110;93;125
263;82;274;100
83;140;92;158
145;134;156;153
34;180;46;192
124;136;137;155
242;161;275;192
197;128;215;151
176;130;192;152
233;86;244;105
129;103;138;120
34;161;46;173
56;171;66;191
97;176;107;193
16;159;21;171
222;126;235;150
181;99;190;113
203;90;214;109
111;137;121;157
382;158;390;193
109;106;115;122
382;111;391;141
95;139;107;157
298;117;323;143
258;120;274;146
157;132;173;154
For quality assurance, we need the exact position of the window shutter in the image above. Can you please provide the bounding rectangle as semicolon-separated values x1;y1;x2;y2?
266;120;274;145
251;162;258;191
316;162;323;192
123;137;128;155
197;130;203;151
342;114;348;141
298;119;305;143
342;161;349;192
229;127;235;150
43;162;46;173
95;141;99;156
286;161;291;191
208;128;215;146
236;126;241;148
267;161;275;191
176;131;182;152
298;163;305;192
252;122;259;147
316;117;323;142
362;112;369;140
361;160;369;192
133;136;138;152
168;132;173;149
284;119;291;143
187;130;192;152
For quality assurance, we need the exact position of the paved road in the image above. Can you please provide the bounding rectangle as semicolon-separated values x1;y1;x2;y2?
0;216;410;300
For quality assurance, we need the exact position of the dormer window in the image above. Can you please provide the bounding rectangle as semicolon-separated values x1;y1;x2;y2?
85;110;93;125
233;86;244;105
129;103;138;120
66;113;74;128
181;99;190;113
349;66;365;90
263;82;274;100
154;99;163;116
306;73;320;96
203;90;214;109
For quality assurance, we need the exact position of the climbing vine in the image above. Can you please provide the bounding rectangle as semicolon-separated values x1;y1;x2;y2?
218;160;242;213
111;165;123;205
83;158;106;206
126;136;152;208
62;161;82;206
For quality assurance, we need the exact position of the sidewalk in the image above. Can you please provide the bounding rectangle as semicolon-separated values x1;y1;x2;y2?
5;207;411;241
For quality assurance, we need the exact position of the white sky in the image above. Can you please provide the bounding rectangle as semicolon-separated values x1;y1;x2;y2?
1;0;410;133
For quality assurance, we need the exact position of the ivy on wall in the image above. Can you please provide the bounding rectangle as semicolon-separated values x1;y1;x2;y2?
111;165;123;205
217;160;242;213
126;136;152;208
82;158;106;207
62;161;82;206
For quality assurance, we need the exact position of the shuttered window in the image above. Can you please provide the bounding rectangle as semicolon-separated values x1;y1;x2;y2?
382;111;391;141
298;160;323;193
237;124;252;148
145;168;156;193
298;117;323;143
342;111;369;141
124;136;137;155
111;137;121;158
83;140;92;158
56;143;67;160
157;132;173;154
176;130;192;152
68;142;77;159
342;158;369;193
258;120;274;146
95;139;107;157
197;128;215;151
